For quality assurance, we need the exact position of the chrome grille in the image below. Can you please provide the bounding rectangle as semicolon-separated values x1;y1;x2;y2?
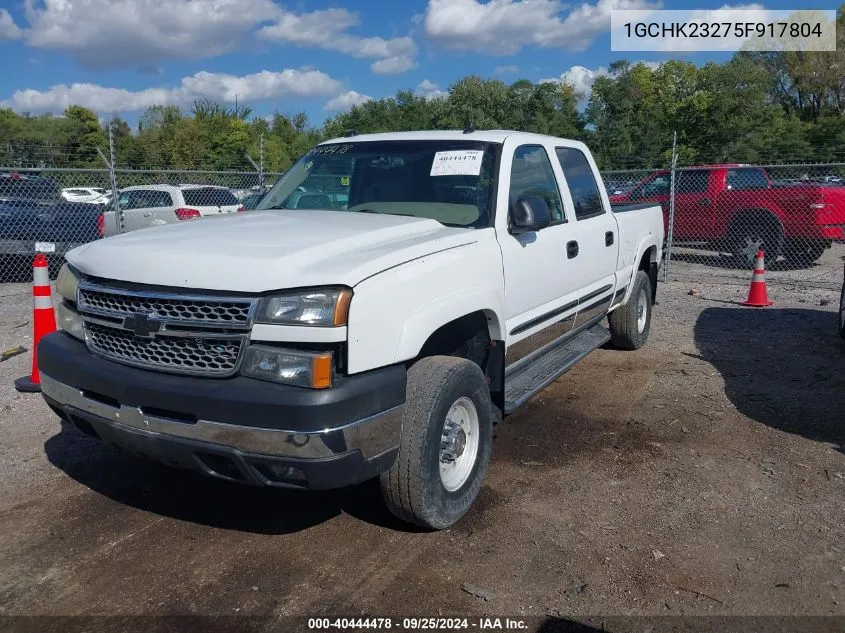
78;286;253;326
84;321;244;376
75;282;257;377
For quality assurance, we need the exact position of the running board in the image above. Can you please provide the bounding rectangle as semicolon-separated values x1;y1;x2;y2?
503;325;611;415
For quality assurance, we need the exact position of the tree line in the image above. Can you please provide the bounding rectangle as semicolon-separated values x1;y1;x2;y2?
1;29;843;173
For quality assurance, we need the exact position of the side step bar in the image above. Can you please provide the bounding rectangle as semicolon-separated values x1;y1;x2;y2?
503;324;611;415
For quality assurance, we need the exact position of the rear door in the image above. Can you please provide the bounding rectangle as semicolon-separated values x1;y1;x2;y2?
181;187;241;215
552;146;620;328
116;189;175;232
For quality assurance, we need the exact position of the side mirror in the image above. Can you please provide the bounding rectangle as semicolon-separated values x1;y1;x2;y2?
510;196;551;234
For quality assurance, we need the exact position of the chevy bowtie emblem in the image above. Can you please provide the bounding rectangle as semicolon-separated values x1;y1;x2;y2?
123;311;163;338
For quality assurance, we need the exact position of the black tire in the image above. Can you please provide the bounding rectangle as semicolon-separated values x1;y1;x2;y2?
608;270;652;350
729;215;784;267
380;355;493;530
783;239;826;267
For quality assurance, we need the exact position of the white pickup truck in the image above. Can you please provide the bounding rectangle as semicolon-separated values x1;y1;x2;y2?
39;130;664;529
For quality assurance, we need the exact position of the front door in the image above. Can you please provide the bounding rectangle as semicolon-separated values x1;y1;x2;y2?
496;141;583;365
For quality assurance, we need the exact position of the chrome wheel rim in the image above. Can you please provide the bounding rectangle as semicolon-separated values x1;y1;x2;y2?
439;397;480;492
740;235;764;266
636;288;648;333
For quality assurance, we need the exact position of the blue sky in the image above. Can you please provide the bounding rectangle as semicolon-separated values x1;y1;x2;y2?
0;0;832;128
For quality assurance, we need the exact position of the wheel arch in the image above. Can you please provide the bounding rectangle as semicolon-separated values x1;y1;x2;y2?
728;208;785;240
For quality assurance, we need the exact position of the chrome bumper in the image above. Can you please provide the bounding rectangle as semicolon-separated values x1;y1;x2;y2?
40;373;402;460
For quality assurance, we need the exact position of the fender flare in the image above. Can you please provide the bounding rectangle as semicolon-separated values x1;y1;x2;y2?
392;289;506;363
620;235;660;306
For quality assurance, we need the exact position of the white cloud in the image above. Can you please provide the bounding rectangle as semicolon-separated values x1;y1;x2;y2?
20;0;280;70
425;0;661;55
323;90;373;113
258;7;417;74
542;61;661;105
1;68;342;114
371;55;418;75
416;79;446;100
0;9;22;41
494;65;519;75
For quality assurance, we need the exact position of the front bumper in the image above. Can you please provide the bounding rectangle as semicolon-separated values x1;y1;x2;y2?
38;332;406;489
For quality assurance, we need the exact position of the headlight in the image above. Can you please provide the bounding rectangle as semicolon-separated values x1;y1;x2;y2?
56;263;79;301
57;302;85;340
242;346;333;389
256;288;352;327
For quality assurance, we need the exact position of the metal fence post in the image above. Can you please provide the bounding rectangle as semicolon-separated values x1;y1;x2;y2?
664;131;678;282
259;133;265;192
108;124;123;234
97;126;123;235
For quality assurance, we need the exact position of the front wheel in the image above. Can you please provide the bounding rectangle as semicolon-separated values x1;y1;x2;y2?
380;356;493;530
608;270;652;350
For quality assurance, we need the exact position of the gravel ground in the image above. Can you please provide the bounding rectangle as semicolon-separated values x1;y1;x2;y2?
0;247;843;633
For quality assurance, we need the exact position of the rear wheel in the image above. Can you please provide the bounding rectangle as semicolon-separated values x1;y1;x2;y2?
608;270;652;350
729;217;783;267
380;356;493;530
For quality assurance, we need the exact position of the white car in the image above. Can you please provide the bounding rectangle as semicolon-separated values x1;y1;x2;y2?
61;187;107;203
40;130;663;529
102;184;244;236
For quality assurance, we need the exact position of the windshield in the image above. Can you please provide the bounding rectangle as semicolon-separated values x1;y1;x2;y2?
256;140;499;228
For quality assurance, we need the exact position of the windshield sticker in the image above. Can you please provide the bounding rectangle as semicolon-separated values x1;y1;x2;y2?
308;144;353;156
430;150;484;177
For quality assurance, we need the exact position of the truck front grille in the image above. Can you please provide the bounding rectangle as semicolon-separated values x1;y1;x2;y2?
78;287;253;325
84;322;245;376
76;282;256;377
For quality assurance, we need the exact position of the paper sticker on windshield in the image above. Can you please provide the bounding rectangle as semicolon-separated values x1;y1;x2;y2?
430;150;484;177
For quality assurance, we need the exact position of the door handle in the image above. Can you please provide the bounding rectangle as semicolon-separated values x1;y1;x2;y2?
142;212;152;217
566;241;579;259
605;231;614;246
698;198;711;207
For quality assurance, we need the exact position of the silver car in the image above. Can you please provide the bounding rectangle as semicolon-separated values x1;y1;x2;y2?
102;184;244;236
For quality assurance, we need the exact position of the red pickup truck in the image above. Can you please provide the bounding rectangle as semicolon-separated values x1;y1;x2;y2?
609;164;845;266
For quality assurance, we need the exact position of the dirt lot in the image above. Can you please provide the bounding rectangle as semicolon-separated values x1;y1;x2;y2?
0;248;843;633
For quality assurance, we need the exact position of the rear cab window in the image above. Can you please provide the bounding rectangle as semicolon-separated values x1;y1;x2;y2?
182;188;239;207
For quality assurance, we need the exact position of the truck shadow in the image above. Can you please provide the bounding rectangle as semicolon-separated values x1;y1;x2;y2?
693;307;844;453
43;421;425;535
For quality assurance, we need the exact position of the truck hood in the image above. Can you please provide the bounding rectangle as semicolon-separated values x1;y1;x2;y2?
66;210;479;292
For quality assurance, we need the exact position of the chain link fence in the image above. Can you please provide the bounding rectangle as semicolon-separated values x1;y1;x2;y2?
2;148;844;293
0;166;284;281
606;161;845;291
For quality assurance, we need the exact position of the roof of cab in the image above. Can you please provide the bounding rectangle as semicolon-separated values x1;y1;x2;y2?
320;129;580;145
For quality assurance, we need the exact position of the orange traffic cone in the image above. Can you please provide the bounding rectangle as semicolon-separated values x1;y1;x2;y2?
740;249;774;307
15;254;57;393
